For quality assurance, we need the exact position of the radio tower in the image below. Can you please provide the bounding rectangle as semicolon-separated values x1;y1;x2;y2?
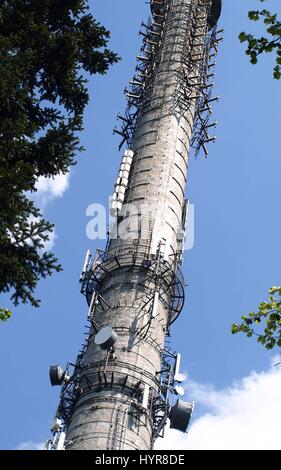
47;0;222;451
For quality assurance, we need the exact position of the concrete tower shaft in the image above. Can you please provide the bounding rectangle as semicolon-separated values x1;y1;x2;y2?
51;0;222;451
110;0;221;260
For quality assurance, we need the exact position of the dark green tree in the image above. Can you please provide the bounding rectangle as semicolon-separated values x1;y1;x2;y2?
232;287;281;351
240;0;281;79
0;0;119;319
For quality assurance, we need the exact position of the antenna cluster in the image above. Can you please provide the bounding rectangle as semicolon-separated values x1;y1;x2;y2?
114;0;223;158
46;243;193;449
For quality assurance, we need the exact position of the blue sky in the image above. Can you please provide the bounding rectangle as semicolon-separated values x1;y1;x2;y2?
1;0;281;450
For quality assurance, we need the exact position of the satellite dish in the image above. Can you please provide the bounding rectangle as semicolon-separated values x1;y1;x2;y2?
174;385;185;396
169;399;194;433
49;365;68;387
94;326;118;350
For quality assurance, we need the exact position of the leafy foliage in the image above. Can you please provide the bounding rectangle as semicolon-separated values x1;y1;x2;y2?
0;308;12;322
239;0;281;79
0;0;119;313
232;287;281;350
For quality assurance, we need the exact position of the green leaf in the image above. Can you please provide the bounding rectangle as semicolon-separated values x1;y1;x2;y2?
239;32;248;43
273;66;281;79
240;5;281;79
250;55;258;64
249;11;260;21
0;309;12;322
232;286;281;351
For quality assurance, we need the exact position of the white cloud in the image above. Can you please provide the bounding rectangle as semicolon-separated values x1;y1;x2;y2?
17;441;44;451
30;173;70;250
35;173;70;210
156;357;281;450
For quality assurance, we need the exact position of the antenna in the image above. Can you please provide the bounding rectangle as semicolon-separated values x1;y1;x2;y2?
174;353;186;383
151;291;159;319
142;384;150;409
80;249;90;280
169;400;195;433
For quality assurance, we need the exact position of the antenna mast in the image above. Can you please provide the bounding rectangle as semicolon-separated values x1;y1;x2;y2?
47;0;222;450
